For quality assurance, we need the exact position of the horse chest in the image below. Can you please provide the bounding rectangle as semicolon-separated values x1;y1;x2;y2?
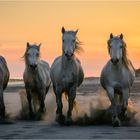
109;68;130;88
26;78;35;88
61;70;76;87
25;75;39;90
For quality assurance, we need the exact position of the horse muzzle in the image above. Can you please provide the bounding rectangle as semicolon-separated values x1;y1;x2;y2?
30;64;37;69
111;58;119;65
65;53;74;59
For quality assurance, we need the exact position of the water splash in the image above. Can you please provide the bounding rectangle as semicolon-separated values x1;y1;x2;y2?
16;87;138;126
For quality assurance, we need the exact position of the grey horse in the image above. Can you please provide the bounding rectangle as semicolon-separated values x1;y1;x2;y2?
50;27;84;125
23;43;51;117
100;33;135;127
0;56;9;118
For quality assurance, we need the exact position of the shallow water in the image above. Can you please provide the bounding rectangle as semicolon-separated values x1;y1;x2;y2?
4;86;140;126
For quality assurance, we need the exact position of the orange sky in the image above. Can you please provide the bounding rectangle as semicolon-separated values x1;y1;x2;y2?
0;1;140;78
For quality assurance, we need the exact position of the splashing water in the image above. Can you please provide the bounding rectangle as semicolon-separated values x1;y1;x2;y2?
73;89;137;126
16;87;138;126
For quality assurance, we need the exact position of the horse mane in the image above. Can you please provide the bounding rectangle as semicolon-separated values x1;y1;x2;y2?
122;41;130;69
108;37;130;69
75;37;83;54
65;31;83;55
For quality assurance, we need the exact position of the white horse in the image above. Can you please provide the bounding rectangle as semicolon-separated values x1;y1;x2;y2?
23;43;51;117
50;27;84;125
0;56;9;119
100;33;135;127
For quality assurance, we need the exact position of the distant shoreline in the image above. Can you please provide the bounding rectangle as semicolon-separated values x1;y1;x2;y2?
9;79;23;82
9;77;100;82
9;74;140;82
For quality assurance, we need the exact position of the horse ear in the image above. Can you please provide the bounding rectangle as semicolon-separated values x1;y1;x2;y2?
75;29;79;35
27;42;30;48
38;43;41;50
120;33;123;40
62;27;65;34
110;33;113;39
38;43;41;47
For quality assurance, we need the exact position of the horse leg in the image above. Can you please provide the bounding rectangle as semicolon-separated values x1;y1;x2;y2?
0;87;5;118
114;94;121;114
26;89;33;117
39;86;50;113
66;86;76;125
107;87;121;127
54;85;65;124
45;83;50;95
38;89;46;113
121;88;129;118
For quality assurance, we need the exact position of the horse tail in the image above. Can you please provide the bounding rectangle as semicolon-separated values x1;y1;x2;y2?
63;92;78;114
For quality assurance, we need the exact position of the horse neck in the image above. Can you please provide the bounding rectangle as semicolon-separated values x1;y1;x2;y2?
122;55;130;70
62;54;76;69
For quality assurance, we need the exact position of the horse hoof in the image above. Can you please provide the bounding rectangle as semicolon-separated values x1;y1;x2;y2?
0;118;14;124
56;114;65;125
0;111;5;119
112;117;121;127
38;108;46;113
29;112;35;119
66;117;73;126
120;111;127;119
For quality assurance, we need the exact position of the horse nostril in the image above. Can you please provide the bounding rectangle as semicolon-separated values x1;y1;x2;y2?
111;59;114;63
116;59;119;63
71;53;74;56
111;58;119;64
30;64;37;69
65;52;73;58
65;53;68;57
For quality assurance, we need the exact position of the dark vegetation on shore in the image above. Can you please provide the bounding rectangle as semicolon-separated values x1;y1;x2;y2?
136;68;140;77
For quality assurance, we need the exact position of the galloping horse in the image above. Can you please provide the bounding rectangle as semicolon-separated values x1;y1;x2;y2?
50;27;84;125
0;56;9;118
23;43;51;117
100;33;135;126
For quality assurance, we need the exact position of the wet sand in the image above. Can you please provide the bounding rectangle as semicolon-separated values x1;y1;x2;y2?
1;77;140;139
1;122;140;139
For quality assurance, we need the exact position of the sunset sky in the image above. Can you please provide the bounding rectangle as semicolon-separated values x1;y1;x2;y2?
0;1;140;78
